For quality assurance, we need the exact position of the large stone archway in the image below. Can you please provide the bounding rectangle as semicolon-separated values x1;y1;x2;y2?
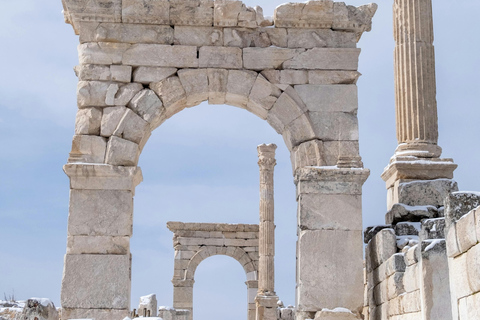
167;222;259;320
60;0;375;319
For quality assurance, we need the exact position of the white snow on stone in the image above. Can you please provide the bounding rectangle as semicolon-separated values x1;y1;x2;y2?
158;306;175;311
424;239;444;252
140;294;155;305
31;297;55;308
322;307;354;314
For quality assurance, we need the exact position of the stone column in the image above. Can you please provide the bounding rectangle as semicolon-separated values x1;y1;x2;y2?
172;279;194;320
382;0;457;209
255;144;279;320
61;163;142;320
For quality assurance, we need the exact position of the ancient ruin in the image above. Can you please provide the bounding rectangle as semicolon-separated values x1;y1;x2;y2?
2;0;479;320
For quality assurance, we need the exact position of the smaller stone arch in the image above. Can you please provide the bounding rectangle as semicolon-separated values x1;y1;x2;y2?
167;221;259;320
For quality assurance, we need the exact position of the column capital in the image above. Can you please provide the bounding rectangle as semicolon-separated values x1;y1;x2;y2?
258;144;277;170
64;163;143;192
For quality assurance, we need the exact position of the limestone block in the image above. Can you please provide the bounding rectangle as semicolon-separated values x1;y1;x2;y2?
456;211;478;253
398;179;458;208
214;0;243;26
266;92;305;133
446;224;460;258
237;6;257;28
297;229;363;312
287;29;356;49
274;1;334;28
122;0;169;24
225;70;257;108
112;109;150;145
465;243;480;293
62;308;130;320
223;28;272;48
77;81;110;107
67;235;129;254
114;82;143;106
322;140;359;167
387;272;405;301
295;85;357;113
308;70;361;85
123;44;198;68
365;229;396;272
333;3;377;40
61;254;130;308
458;293;480;320
364;225;391;245
243;47;303;71
68;189;133;236
174;26;223;47
446;191;480;227
264;28;287;47
133;67;177;84
314;308;357;319
170;0;214;26
78;42;130;65
397;290;421;314
128;89;165;126
420;218;445;240
284;48;360;70
207;68;228;104
150;76;187;117
247;74;282;118
450;253;473;299
75;107;102;135
62;0;122;33
199;46;242;69
79;22;173;44
290;139;325;172
68;135;107;164
105;136;140;166
297;194;362;231
403;263;419;293
385;203;438;225
76;64;132;83
101;106;127;137
21;298;58;320
277;70;308;85
282;115;314;150
309;111;358;141
178;69;209;107
395;222;420;236
138;294;157;317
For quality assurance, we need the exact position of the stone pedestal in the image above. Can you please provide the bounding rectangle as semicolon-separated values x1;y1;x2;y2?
61;164;142;319
172;279;194;320
295;167;369;317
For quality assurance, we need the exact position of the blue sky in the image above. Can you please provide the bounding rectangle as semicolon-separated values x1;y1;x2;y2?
0;1;479;319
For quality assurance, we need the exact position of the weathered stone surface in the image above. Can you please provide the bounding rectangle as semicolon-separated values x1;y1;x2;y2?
225;70;257;108
76;64;132;83
385;203;438;225
456;211;478;253
283;48;360;70
266;92;305;134
287;29;356;49
21;298;58;320
313;308;357;320
364;225;392;244
322;140;359;167
62;0;122;34
113;108;150;145
420;218;445;240
290;139;325;171
113;82;143;106
132;67;178;84
78;42;130;65
274;1;334;29
122;0;169;24
214;0;244;27
105;135;139;166
445;191;480;227
77;81;110;107
308;70;361;84
297;229;363;312
174;26;223;47
446;223;460;258
366;228;397;272
68;189;133;236
75;107;102;135
61;308;129;320
449;253;472;300
243;47;303;70
458;293;480;320
68;135;107;164
247;74;281;118
295;84;357;113
199;46;242;69
101;106;127;137
309;111;358;141
79;22;173;44
67;235;129;255
150;76;187;117
138;294;158;317
61;254;130;308
170;0;214;26
466;244;480;293
282;114;316;154
398;179;458;207
123;44;198;68
207;68;228;104
223;28;272;48
128;89;165;125
395;222;421;236
178;69;209;107
298;193;362;231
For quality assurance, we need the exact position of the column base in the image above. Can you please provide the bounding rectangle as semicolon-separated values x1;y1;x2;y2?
255;294;279;320
394;142;442;158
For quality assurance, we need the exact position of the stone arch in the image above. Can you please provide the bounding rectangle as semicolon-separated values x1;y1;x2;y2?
167;222;259;320
60;0;376;319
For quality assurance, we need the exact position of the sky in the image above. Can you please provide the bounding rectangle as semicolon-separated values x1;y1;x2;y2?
0;1;479;319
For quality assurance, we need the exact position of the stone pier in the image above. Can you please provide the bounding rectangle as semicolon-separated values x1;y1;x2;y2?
255;144;279;320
